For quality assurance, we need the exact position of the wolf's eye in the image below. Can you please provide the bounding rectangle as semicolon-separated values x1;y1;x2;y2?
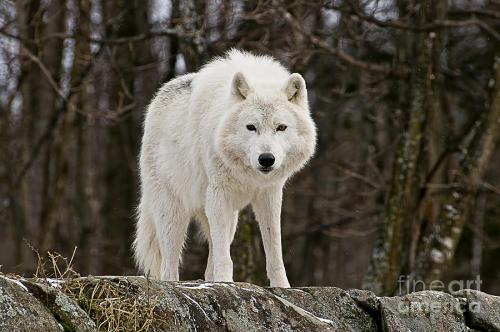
246;124;256;131
276;124;287;131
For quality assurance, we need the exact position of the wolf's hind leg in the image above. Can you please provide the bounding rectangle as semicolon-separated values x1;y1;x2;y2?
153;194;190;281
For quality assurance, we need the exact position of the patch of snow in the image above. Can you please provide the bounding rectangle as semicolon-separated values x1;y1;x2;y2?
250;296;259;313
178;283;213;290
5;277;28;292
181;293;214;323
212;283;259;293
285;288;308;293
234;286;258;292
272;293;336;327
46;278;64;288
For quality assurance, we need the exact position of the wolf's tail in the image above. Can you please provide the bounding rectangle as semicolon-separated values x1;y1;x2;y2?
133;211;161;278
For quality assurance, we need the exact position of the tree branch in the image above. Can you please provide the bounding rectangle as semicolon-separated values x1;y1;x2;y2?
325;2;500;43
274;6;407;78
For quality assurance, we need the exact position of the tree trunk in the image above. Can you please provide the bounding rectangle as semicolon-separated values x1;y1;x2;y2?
363;0;445;295
411;58;500;285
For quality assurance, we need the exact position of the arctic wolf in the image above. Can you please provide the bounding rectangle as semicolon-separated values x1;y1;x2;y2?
134;50;316;287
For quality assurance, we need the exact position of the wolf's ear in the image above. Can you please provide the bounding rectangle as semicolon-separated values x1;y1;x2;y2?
231;72;250;100
284;73;307;106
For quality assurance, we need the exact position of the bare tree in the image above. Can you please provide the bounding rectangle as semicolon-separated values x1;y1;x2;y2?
0;0;499;293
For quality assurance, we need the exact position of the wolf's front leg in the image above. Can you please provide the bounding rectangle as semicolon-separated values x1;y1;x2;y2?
205;185;238;282
252;184;290;288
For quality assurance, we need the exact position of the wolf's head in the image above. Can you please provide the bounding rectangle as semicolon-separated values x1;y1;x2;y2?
216;72;317;184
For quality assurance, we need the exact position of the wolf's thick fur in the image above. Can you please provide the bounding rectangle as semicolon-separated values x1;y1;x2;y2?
134;50;316;287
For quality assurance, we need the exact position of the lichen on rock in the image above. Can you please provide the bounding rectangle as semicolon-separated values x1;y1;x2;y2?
0;274;499;331
0;275;63;332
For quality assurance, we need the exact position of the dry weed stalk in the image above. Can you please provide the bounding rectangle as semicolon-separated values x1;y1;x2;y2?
30;247;164;331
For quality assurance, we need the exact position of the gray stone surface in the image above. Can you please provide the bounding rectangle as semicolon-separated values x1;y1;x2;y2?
379;291;468;332
1;274;499;331
125;278;337;331
270;287;377;331
22;279;96;332
0;275;63;332
455;289;500;332
348;288;380;312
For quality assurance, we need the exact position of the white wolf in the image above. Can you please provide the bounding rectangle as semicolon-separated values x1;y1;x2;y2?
134;50;316;287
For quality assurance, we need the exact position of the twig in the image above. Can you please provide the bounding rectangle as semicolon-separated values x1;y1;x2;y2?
481;181;500;195
13;46;104;188
333;163;383;189
325;2;500;43
275;7;406;77
0;29;191;45
449;8;500;20
20;46;66;101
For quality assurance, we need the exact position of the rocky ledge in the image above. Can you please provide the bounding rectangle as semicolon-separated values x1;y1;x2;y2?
0;274;498;331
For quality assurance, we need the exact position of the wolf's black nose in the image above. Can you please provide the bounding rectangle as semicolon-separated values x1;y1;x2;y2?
258;153;275;167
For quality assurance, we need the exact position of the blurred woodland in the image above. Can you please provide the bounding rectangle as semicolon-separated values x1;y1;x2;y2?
0;0;499;295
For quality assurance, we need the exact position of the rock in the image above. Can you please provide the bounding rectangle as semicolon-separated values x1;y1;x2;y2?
21;279;96;332
270;287;377;331
1;273;499;331
454;289;500;332
0;275;63;332
379;291;468;332
91;277;337;331
348;288;380;312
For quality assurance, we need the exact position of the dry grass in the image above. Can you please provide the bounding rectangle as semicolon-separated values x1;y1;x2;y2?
62;277;161;331
33;246;79;279
30;247;165;332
